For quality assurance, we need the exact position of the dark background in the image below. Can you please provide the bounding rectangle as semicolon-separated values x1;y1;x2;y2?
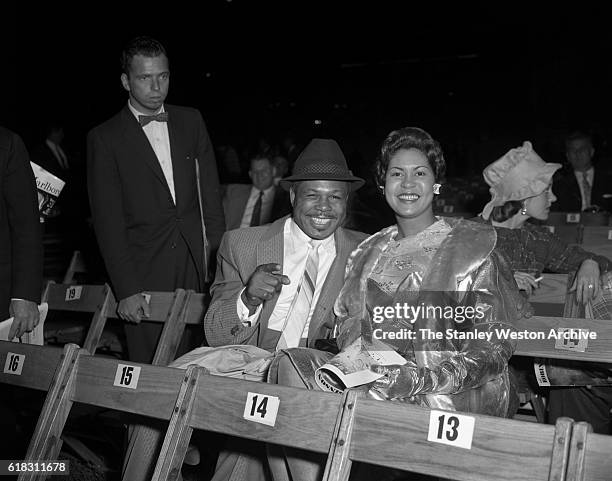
4;1;612;179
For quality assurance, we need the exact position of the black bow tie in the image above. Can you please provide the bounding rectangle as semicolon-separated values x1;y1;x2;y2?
138;112;168;126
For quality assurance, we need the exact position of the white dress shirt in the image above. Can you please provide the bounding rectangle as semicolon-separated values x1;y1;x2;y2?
239;185;276;227
573;167;594;210
237;217;337;347
128;101;175;204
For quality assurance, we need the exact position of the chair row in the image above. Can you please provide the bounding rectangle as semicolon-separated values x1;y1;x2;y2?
1;341;609;481
41;281;207;366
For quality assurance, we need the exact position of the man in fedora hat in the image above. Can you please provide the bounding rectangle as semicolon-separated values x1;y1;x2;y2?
126;139;367;481
204;138;366;351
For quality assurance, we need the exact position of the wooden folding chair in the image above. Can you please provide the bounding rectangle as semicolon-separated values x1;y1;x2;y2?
42;281;113;354
22;349;200;481
151;374;359;481
0;342;80;467
322;398;573;481
565;421;612;481
0;341;79;394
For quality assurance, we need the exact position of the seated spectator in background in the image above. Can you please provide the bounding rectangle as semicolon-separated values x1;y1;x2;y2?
216;143;243;183
552;131;612;213
479;141;610;301
267;127;525;481
271;154;289;186
480;140;612;435
222;154;291;230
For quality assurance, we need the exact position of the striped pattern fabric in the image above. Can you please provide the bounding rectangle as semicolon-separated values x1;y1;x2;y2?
276;241;320;349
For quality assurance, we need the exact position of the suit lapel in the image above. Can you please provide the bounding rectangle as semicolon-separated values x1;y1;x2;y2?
120;106;169;191
166;105;191;210
256;217;287;337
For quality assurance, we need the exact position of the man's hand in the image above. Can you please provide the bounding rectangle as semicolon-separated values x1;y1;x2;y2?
241;263;290;314
573;259;600;305
8;299;40;340
513;271;540;296
117;293;151;323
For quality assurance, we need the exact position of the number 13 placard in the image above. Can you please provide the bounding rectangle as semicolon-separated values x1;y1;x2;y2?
427;410;475;449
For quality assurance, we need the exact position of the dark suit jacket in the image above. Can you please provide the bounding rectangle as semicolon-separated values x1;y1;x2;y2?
0;127;43;318
222;183;291;230
204;216;367;348
87;104;225;300
552;167;612;213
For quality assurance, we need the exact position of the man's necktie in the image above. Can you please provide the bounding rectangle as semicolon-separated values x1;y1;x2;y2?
277;241;319;350
138;112;169;127
580;171;592;210
249;190;263;227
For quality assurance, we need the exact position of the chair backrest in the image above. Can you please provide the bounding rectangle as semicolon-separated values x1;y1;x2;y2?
323;397;573;481
514;314;612;363
62;250;87;285
151;373;357;481
42;281;113;354
0;341;78;392
566;421;612;481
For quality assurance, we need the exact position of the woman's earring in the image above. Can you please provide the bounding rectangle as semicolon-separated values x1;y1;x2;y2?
433;184;441;195
520;206;527;215
379;185;385;194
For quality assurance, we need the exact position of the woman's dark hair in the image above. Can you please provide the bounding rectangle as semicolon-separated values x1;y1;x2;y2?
374;127;446;188
121;36;168;75
490;200;523;222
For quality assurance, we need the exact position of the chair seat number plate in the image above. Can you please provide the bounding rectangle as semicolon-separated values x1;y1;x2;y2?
65;286;82;301
427;410;475;449
3;352;25;375
113;364;141;389
243;392;280;427
554;328;589;352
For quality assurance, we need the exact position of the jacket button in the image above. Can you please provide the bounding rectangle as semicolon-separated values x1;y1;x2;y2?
171;242;177;249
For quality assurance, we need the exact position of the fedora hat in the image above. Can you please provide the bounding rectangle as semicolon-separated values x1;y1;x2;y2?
481;141;561;220
280;138;365;191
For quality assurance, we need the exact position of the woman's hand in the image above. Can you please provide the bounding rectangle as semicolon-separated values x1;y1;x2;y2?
370;364;416;400
573;259;600;305
513;271;540;296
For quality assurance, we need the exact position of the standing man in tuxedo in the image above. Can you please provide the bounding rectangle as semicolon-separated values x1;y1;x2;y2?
87;36;225;363
0;125;43;457
222;154;291;230
553;131;612;212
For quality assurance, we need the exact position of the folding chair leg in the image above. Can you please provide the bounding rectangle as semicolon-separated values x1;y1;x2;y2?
20;344;81;481
322;389;360;481
565;421;590;481
151;365;202;481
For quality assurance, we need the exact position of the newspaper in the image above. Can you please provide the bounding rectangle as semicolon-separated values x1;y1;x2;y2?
30;162;65;220
0;303;49;345
315;337;407;393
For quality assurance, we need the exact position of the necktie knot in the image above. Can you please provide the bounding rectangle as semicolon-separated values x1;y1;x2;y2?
138;111;169;127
